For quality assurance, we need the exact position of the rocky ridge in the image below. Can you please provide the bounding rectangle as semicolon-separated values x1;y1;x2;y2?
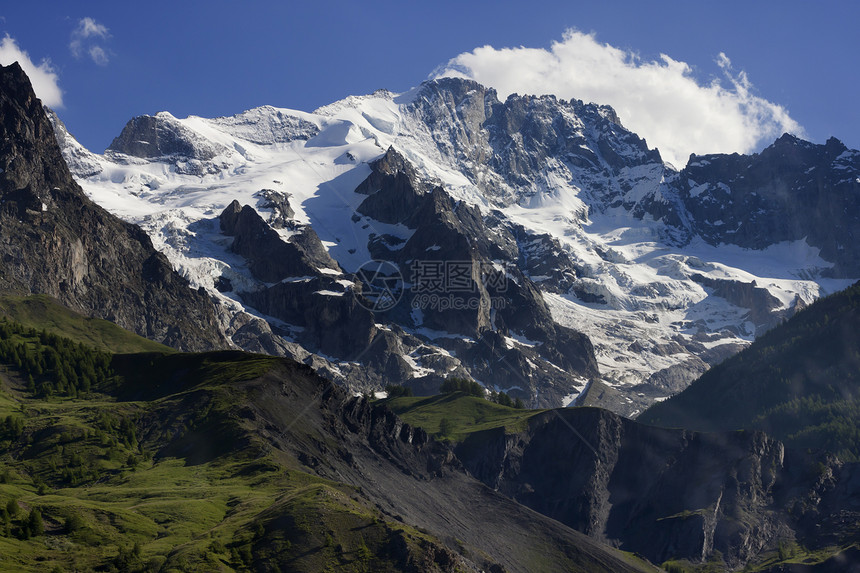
205;148;599;406
212;356;662;573
672;136;860;277
0;62;226;351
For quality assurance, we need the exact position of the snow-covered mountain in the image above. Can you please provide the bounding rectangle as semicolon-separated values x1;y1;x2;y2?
49;77;860;415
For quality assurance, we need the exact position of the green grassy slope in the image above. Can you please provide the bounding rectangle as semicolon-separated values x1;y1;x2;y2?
381;392;545;442
0;294;172;354
0;310;659;573
0;326;459;572
640;281;860;460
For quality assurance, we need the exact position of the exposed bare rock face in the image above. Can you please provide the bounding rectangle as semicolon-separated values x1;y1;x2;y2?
667;135;860;277
219;199;340;281
0;62;226;351
453;407;860;570
350;147;600;404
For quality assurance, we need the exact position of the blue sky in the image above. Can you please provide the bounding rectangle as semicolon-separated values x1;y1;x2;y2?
1;1;858;165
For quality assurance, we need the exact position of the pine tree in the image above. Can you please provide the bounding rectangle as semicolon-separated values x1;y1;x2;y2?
27;509;43;537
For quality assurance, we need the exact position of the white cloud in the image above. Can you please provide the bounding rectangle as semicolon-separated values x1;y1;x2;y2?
78;17;108;39
70;17;110;66
434;30;803;167
88;45;109;66
0;35;63;107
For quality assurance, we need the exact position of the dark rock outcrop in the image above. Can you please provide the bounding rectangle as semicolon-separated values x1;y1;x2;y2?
353;147;599;405
217;201;383;360
355;147;428;225
456;407;790;568
690;273;786;333
255;188;295;229
507;218;584;294
0;62;226;351
107;112;226;160
669;135;860;276
219;200;340;282
243;277;377;360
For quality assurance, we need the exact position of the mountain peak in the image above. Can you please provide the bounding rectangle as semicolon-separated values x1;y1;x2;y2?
0;61;34;104
763;131;855;162
45;61;860;412
825;135;849;154
768;132;818;153
0;63;77;199
107;112;227;160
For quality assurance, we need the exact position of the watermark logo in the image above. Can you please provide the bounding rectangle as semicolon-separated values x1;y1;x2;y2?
410;260;508;310
411;293;507;311
354;259;509;312
354;260;404;311
410;260;508;293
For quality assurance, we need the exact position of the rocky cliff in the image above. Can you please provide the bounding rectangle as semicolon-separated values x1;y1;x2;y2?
455;407;791;568
0;62;226;351
354;147;599;402
405;77;665;209
664;135;860;277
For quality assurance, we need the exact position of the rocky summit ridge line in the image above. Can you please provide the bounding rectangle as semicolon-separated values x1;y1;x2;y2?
50;73;860;413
